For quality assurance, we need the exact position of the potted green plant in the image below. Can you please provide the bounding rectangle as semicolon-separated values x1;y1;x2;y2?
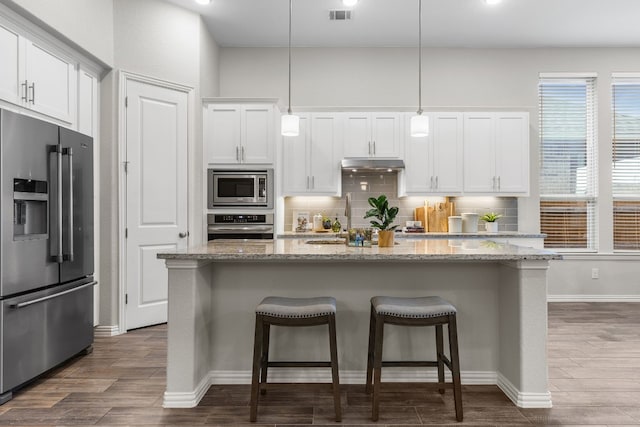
481;212;502;233
364;195;399;247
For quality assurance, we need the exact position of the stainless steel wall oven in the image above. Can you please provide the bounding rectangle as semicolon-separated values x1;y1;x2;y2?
207;213;274;240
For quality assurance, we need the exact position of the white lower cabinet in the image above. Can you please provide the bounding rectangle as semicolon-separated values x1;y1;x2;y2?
283;113;342;196
463;112;529;195
402;112;463;195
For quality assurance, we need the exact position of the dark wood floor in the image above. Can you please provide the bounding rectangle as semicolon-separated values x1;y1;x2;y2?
1;302;639;426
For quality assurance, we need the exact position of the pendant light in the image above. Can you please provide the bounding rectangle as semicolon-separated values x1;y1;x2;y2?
281;0;300;136
410;0;429;137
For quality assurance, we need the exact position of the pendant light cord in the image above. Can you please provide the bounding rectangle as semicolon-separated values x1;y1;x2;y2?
417;0;422;115
288;0;292;115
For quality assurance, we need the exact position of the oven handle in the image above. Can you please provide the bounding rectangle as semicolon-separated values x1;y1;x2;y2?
208;226;273;232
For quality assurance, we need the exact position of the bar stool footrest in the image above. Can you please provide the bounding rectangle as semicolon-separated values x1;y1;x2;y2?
382;361;439;367
267;361;332;368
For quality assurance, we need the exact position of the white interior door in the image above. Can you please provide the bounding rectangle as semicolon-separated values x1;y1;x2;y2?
125;78;188;330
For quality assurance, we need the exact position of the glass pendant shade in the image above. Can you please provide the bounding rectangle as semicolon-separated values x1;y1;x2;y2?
281;114;300;137
410;114;429;137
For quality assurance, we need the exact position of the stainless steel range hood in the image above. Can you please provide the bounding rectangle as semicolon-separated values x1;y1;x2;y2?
341;158;405;172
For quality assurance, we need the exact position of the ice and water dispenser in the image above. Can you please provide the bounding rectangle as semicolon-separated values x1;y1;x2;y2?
13;178;48;239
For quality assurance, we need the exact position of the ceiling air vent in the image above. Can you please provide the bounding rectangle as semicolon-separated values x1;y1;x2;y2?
329;10;352;21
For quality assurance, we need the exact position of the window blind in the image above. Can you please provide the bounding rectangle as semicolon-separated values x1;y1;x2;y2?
612;77;640;250
539;77;598;250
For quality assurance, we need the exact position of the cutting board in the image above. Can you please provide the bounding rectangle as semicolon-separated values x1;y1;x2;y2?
424;199;455;232
414;206;426;227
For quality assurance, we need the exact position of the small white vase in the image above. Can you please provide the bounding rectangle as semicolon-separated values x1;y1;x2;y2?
485;222;499;233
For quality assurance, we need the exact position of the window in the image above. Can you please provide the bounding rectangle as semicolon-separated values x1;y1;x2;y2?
612;75;640;250
539;76;598;250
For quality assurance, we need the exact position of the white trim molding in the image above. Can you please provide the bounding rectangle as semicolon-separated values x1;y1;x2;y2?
548;294;640;302
162;369;498;408
163;373;211;408
497;373;552;408
93;325;121;337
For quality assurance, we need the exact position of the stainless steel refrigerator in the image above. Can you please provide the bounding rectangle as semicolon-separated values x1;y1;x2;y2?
0;109;95;404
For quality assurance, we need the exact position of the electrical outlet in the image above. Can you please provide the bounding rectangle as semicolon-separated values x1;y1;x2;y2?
591;268;599;279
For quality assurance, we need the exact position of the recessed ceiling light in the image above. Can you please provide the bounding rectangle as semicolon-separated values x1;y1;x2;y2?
485;0;501;4
342;0;358;7
195;0;211;5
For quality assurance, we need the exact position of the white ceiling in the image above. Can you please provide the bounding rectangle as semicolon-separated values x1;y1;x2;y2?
164;0;640;48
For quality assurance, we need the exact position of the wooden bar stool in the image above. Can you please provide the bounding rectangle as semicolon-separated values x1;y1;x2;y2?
365;296;463;422
249;296;341;422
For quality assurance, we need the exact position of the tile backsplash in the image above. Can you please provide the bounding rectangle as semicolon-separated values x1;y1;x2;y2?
284;172;518;232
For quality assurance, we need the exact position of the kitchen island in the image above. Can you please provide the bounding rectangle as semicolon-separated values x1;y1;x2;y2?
158;239;560;409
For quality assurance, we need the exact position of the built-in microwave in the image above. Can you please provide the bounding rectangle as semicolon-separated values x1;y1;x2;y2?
208;169;274;209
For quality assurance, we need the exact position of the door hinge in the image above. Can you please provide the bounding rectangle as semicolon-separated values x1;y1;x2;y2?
125;96;128;108
124;161;129;174
125;228;128;238
125;293;128;304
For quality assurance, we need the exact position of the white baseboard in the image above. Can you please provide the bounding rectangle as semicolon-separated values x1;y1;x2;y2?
548;294;640;302
210;368;497;385
163;373;211;408
497;373;552;408
93;325;121;337
163;369;496;408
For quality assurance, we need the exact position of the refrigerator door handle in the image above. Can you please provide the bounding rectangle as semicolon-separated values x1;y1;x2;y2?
50;145;64;263
9;281;97;309
63;147;74;262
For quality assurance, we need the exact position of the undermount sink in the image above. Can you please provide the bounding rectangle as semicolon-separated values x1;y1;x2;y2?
305;239;346;245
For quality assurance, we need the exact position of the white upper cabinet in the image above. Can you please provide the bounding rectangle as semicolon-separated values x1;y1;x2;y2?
0;20;77;125
402;113;463;195
205;103;274;165
494;112;529;193
242;105;274;164
77;66;98;137
463;112;529;195
282;114;310;194
24;40;76;124
343;112;401;158
0;22;21;105
282;113;342;196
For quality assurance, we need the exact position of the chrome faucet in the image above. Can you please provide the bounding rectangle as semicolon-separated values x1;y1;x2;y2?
344;192;352;231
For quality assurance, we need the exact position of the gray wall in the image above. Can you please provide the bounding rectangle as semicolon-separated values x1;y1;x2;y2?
6;0;222;328
220;47;640;298
2;0;114;66
95;0;220;327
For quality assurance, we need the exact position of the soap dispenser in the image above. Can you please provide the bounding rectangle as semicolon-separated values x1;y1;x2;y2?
313;213;323;231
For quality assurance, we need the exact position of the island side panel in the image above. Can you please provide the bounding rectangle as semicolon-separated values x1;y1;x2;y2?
207;261;500;384
164;259;213;408
498;260;552;408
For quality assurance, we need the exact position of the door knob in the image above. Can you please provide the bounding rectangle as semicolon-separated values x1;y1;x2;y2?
179;232;189;238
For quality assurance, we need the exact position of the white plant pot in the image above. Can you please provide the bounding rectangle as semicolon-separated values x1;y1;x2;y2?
485;222;499;233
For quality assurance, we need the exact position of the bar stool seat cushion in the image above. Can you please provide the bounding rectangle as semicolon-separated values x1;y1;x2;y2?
256;296;337;318
371;296;456;319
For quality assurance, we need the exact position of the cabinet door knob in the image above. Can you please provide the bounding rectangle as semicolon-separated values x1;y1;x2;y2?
179;231;189;238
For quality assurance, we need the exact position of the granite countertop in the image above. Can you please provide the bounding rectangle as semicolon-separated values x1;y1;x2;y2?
158;238;561;262
278;231;546;239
